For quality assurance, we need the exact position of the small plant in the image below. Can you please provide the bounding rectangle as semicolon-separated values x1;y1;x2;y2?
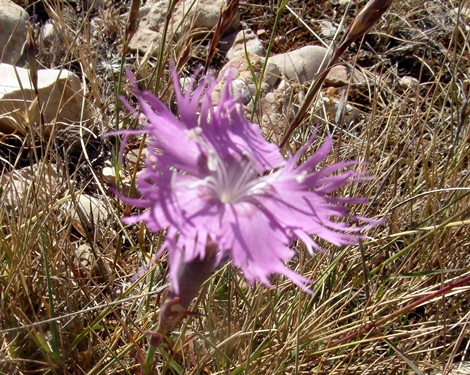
109;68;382;372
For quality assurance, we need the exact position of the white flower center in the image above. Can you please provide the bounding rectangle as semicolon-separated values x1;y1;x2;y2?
184;128;273;204
203;148;267;204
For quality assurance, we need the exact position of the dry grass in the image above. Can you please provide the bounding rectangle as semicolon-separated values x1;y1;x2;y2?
1;0;470;374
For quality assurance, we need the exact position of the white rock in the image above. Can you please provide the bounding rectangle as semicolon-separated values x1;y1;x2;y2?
318;20;338;39
0;63;89;135
269;45;331;84
40;20;59;47
130;0;240;55
277;79;291;92
214;53;281;103
264;92;276;104
0;0;28;65
229;79;252;103
102;166;122;184
222;27;266;60
399;75;420;92
69;194;112;227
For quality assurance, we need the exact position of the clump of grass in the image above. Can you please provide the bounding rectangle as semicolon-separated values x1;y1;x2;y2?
1;0;469;374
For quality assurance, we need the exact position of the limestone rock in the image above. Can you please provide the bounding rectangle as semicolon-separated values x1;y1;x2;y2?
0;0;28;65
129;0;240;55
256;80;295;144
221;27;266;60
399;75;420;92
67;194;113;239
269;45;331;84
183;0;239;32
40;20;61;47
318;20;338;39
325;65;367;87
257;83;361;143
214;53;281;104
129;28;161;55
101;166;119;185
0;63;89;136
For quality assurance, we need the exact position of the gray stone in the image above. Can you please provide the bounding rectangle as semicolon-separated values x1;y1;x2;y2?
318;20;338;39
221;27;266;60
398;75;420;92
269;45;331;84
129;28;161;55
129;0;240;56
69;194;112;228
0;0;28;65
214;53;281;103
264;92;276;104
0;63;89;136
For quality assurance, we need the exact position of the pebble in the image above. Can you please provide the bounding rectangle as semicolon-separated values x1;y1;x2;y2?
269;45;331;84
0;0;28;65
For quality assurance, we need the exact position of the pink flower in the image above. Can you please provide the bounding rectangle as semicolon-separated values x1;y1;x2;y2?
113;70;380;294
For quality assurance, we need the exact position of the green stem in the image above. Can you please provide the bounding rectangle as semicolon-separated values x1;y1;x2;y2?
143;345;158;375
143;330;164;375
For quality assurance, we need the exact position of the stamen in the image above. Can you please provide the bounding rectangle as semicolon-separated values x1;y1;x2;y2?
185;126;202;142
296;171;307;183
207;149;218;172
189;137;270;204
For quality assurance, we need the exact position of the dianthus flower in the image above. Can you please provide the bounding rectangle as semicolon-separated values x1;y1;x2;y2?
114;69;380;295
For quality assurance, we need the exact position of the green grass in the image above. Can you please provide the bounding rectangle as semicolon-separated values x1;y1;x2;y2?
1;0;469;374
